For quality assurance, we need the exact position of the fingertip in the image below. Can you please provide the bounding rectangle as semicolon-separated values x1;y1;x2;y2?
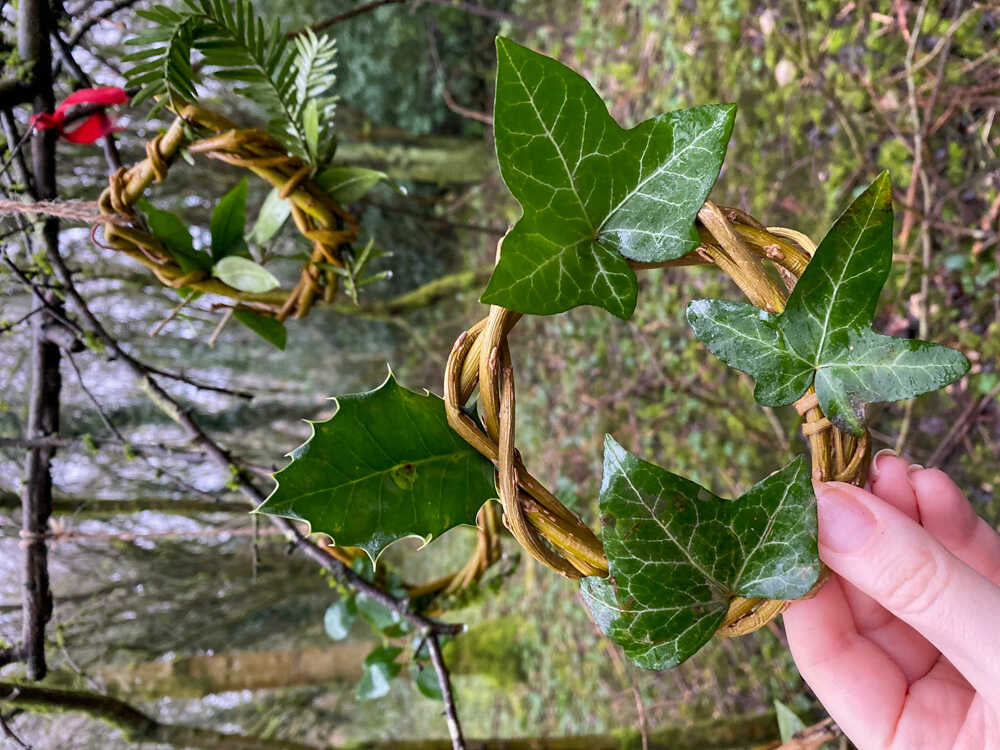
869;451;919;521
909;467;977;544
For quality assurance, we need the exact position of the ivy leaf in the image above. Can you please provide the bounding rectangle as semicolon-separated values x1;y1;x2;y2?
358;645;402;701
137;198;211;273
686;173;969;434
212;257;281;293
580;436;819;670
481;37;735;319
210;178;248;261
256;372;497;562
323;598;355;641
233;308;286;351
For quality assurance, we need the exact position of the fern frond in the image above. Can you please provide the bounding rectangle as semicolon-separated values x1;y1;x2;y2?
124;8;198;115
123;0;339;168
289;28;338;166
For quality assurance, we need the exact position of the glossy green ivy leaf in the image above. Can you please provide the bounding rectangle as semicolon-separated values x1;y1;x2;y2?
358;645;402;701
482;37;735;319
233;308;286;350
210;178;248;260
580;436;819;670
256;372;496;562
686;173;969;434
137;199;211;273
323;598;355;641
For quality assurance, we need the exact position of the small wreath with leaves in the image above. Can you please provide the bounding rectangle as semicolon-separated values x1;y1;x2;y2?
101;0;401;349
258;37;969;676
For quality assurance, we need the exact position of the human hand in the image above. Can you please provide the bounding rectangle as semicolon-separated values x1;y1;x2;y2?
784;451;1000;749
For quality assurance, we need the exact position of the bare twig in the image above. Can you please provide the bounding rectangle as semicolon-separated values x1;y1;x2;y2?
426;632;466;750
425;18;493;126
926;380;1000;468
0;710;32;750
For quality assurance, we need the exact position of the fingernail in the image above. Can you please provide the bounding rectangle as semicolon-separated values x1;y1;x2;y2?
907;463;924;474
816;486;876;554
870;448;897;481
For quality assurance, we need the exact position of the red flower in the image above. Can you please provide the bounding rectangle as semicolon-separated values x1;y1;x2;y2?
30;87;130;144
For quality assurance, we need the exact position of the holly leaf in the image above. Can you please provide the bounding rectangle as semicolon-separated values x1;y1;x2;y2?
210;177;248;260
686;173;969;434
256;372;496;562
481;36;735;319
580;436;819;670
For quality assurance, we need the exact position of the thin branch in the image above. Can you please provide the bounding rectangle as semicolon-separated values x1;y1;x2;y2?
424;18;493;126
65;0;145;49
426;632;466;750
294;0;405;35
0;711;32;750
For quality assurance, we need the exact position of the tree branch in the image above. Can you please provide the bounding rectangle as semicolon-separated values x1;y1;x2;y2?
0;682;321;750
17;0;61;682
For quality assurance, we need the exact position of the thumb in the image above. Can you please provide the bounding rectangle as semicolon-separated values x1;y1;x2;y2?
815;481;1000;705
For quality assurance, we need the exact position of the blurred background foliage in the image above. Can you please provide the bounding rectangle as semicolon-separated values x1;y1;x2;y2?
1;0;997;747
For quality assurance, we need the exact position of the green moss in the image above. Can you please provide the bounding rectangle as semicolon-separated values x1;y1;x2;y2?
441;616;537;687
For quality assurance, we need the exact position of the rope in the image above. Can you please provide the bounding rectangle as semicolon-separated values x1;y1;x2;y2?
0;199;129;225
444;209;872;639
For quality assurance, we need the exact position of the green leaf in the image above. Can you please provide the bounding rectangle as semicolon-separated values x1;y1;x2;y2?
212;257;281;293
323;598;355;640
137;199;211;272
210;178;248;260
233;308;286;350
256;372;496;562
358;645;402;701
251;188;292;244
686;173;970;434
355;592;402;633
315;166;390;204
411;663;443;701
580;436;819;670
481;37;735;319
774;699;807;743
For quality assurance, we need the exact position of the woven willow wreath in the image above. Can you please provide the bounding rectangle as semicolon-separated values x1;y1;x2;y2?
444;202;871;637
97;104;358;321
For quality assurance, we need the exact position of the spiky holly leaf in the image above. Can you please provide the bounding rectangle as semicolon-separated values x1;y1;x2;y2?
581;437;819;670
686;173;969;434
481;37;735;319
256;372;496;562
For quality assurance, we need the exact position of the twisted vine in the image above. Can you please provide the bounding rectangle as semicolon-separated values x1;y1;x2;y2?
444;201;871;637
